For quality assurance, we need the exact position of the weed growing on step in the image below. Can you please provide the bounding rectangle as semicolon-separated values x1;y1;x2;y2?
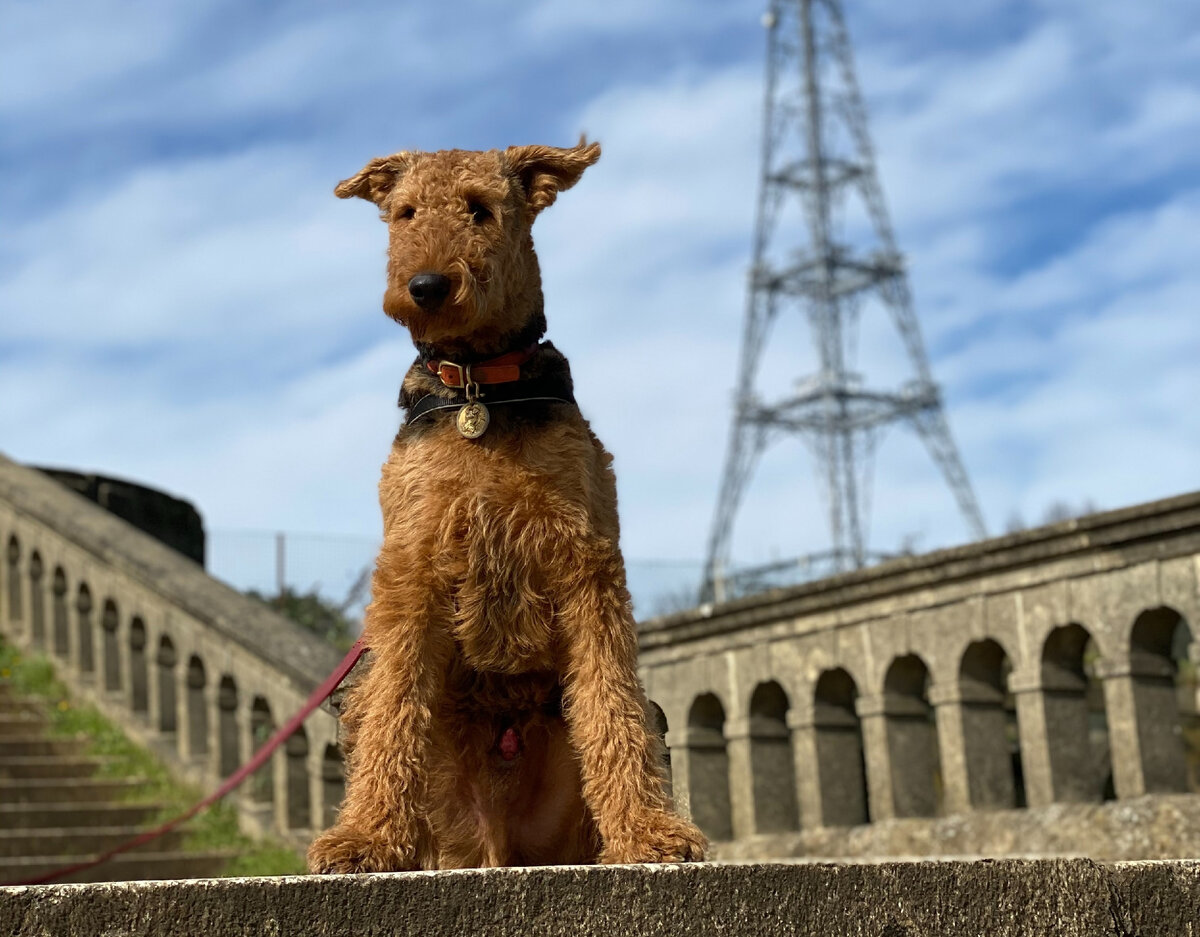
0;638;306;877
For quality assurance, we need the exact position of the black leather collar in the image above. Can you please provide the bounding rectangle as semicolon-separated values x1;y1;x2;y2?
403;374;576;427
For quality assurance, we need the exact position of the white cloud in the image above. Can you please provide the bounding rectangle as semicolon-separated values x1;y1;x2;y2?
2;0;1198;614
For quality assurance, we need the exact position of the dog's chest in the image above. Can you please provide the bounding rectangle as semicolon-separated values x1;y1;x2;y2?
384;426;601;673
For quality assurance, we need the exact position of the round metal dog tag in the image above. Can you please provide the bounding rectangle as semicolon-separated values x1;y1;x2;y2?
456;402;490;439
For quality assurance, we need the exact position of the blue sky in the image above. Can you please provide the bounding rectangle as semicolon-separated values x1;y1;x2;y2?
3;0;1199;612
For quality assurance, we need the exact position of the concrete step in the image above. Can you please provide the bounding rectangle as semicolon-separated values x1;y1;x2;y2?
0;803;167;830
0;777;147;804
0;696;43;716
5;860;1200;936
0;756;109;779
0;827;188;859
0;714;47;736
0;850;232;885
0;736;89;758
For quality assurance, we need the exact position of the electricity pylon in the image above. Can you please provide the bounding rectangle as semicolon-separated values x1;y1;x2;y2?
701;0;986;603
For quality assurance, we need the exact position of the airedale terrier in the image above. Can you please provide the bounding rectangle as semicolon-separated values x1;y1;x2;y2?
306;140;707;871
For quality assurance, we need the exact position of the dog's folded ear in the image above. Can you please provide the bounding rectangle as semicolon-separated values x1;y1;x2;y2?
505;138;601;218
334;153;411;204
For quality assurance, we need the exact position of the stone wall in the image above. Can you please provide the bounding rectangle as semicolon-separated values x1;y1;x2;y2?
638;492;1200;854
0;453;344;846
4;860;1200;936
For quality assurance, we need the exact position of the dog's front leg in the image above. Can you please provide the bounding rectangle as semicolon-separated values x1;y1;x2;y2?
308;558;452;874
558;545;707;864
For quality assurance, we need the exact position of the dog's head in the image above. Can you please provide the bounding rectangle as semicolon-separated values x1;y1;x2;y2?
336;140;600;355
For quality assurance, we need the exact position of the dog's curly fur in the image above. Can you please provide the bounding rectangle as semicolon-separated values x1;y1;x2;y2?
306;141;707;871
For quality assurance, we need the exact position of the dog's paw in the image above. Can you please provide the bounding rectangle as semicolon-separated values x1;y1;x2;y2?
307;826;418;874
599;812;708;864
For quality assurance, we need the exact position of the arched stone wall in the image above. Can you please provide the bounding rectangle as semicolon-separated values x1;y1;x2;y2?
882;654;940;818
76;582;94;676
1129;607;1192;793
648;700;671;787
101;599;121;692
218;675;240;778
186;655;208;758
747;681;798;833
0;457;344;848
28;552;44;648
250;697;276;805
321;743;345;829
6;535;20;625
686;693;732;841
51;566;68;658
1040;624;1109;803
129;616;149;714
813;668;868;826
959;639;1023;810
157;635;178;735
286;725;311;830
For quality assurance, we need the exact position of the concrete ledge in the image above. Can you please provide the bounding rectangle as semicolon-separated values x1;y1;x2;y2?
3;860;1200;936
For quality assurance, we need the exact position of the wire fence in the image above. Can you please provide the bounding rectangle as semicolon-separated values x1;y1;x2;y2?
206;529;704;625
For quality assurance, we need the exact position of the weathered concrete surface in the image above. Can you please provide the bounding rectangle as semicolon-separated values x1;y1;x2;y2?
2;861;1199;937
715;794;1200;862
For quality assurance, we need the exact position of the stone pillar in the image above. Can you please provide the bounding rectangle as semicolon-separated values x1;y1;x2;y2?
1008;674;1055;808
724;717;756;840
788;708;823;831
665;728;694;822
146;630;164;736
1095;660;1145;799
856;695;894;822
928;685;971;815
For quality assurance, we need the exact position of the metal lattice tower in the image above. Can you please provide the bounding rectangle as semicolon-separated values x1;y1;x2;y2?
701;0;986;603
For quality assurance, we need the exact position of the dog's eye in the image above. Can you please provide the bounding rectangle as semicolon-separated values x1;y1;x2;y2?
397;205;416;221
468;201;492;224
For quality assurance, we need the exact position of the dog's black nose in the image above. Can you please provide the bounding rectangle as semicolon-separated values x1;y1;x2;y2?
408;273;452;309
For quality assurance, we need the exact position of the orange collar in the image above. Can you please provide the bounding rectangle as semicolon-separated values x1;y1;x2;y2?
425;343;539;389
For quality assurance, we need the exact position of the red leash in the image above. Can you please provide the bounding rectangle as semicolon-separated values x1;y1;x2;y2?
8;638;368;887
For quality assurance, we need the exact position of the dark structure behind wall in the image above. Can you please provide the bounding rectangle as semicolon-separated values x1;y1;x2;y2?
37;467;205;565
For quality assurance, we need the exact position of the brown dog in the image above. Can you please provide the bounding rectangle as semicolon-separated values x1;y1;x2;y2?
306;141;707;871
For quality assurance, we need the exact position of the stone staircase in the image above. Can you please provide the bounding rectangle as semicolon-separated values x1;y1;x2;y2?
0;686;230;884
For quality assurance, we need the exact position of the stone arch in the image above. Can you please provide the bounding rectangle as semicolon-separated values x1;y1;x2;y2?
218;675;240;778
1129;606;1193;793
28;552;45;648
813;667;868;826
322;743;345;829
5;535;20;624
249;696;276;804
648;700;672;786
286;724;311;830
101;599;121;692
129;617;149;714
1041;623;1110;802
51;566;69;658
748;681;799;833
883;654;941;818
157;635;177;734
686;692;732;841
186;655;208;757
959;639;1024;809
75;583;95;675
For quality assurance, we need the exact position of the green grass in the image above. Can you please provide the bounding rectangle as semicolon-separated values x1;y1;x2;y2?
0;638;307;877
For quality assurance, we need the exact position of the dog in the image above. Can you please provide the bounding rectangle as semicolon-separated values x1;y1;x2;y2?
306;140;707;871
